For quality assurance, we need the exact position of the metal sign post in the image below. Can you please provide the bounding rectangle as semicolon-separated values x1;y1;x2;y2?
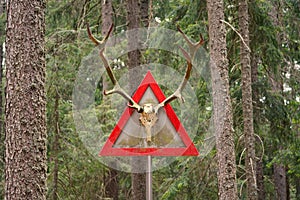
146;155;152;200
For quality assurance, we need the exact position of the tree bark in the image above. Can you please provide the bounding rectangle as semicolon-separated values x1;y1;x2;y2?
101;0;113;92
126;0;141;73
52;91;60;200
251;51;265;200
296;124;300;200
296;177;300;200
101;0;113;36
126;0;147;199
251;48;265;200
5;0;47;199
101;1;119;199
0;0;4;14
0;0;4;167
140;0;149;28
273;164;288;200
239;0;257;199
268;2;289;199
256;158;265;200
104;166;119;200
0;41;3;144
270;83;288;200
206;0;238;199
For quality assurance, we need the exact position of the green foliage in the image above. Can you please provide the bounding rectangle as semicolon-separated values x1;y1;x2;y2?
226;0;300;198
0;0;296;199
46;0;300;197
156;152;218;200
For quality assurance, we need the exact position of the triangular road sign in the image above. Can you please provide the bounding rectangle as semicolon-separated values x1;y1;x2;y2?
100;71;199;156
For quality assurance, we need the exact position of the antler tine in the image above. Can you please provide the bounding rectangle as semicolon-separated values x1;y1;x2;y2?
177;25;204;58
99;50;143;112
154;47;192;113
154;27;204;113
88;24;143;113
87;22;114;46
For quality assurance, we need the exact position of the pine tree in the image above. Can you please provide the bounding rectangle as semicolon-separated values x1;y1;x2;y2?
239;0;257;198
125;0;147;199
5;0;47;199
207;0;238;199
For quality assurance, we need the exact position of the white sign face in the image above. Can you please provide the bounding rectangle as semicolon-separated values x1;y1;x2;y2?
114;87;185;148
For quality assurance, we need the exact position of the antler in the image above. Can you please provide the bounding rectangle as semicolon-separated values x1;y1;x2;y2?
154;26;204;113
87;23;143;113
176;25;204;58
87;23;114;46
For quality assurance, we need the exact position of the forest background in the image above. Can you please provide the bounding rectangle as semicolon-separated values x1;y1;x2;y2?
0;0;299;199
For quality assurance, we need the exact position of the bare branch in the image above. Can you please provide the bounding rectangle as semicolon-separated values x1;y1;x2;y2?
221;20;251;52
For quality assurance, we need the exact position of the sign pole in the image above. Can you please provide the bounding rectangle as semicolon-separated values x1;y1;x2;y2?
146;155;152;200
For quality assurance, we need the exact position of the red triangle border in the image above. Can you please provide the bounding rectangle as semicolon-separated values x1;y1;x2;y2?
99;71;199;156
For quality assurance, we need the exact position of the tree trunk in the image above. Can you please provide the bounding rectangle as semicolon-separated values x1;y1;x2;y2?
126;0;141;73
206;0;238;199
0;0;4;14
101;1;119;199
274;164;288;200
0;0;4;168
239;0;257;199
140;0;149;28
296;125;300;199
104;165;119;200
296;177;300;200
0;42;3;143
101;0;113;36
5;0;47;199
52;91;60;200
268;69;288;200
268;2;289;199
256;159;265;200
126;0;146;199
270;84;288;200
101;0;113;92
251;48;266;200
